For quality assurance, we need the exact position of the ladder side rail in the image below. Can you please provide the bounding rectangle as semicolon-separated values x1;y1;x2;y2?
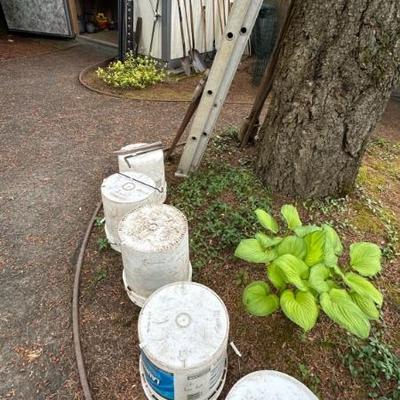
176;0;263;177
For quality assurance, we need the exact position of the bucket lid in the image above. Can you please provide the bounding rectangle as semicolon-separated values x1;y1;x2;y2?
101;172;155;204
138;282;229;371
226;370;318;400
118;205;187;252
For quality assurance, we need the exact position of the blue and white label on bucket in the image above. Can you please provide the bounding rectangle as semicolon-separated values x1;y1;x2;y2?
142;352;227;400
142;352;174;400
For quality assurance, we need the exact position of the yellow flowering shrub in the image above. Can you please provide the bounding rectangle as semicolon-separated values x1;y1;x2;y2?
96;52;166;89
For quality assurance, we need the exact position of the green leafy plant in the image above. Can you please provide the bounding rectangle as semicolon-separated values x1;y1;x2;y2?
236;204;384;338
170;163;271;269
94;268;107;283
234;269;249;287
298;363;321;396
95;217;105;227
97;237;109;252
96;52;166;89
343;335;400;399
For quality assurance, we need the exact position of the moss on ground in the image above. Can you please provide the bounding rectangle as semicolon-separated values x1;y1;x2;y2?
349;200;385;235
357;165;387;191
386;284;400;307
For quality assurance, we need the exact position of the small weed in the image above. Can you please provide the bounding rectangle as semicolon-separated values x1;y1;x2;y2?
94;269;107;283
298;363;321;396
234;269;249;287
368;138;400;162
342;335;400;399
370;138;388;148
302;196;356;233
95;217;105;227
97;238;109;252
224;126;239;138
303;196;349;217
212;127;239;153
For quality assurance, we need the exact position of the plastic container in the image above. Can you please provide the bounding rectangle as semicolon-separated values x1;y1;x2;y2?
118;205;192;307
226;370;318;400
118;143;167;203
138;282;229;400
101;172;157;252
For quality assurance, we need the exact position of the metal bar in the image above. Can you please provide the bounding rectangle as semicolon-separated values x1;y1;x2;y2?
118;173;164;193
114;142;164;156
176;0;263;177
182;0;192;56
165;71;209;160
118;0;123;59
135;17;143;56
162;0;172;61
126;0;135;51
118;0;127;59
149;0;161;56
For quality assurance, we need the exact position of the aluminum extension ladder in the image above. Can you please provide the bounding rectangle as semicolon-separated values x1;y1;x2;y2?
176;0;264;177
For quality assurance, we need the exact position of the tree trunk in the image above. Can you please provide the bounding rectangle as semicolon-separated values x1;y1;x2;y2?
256;0;400;198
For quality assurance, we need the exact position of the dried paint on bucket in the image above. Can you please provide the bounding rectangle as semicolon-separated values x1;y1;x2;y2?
138;282;229;400
226;370;319;400
118;205;192;307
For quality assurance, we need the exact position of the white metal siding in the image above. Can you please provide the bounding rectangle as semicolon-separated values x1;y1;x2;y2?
136;0;231;60
135;0;163;59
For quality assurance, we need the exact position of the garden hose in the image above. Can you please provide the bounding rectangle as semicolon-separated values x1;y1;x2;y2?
72;143;187;399
72;201;102;400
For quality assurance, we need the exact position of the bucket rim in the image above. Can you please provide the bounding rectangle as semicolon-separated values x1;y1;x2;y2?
118;204;188;253
225;370;319;399
101;172;157;204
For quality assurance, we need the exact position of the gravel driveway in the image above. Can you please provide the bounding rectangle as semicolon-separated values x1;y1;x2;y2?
0;40;246;399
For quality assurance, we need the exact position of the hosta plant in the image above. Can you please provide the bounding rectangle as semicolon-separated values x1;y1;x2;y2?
235;205;383;339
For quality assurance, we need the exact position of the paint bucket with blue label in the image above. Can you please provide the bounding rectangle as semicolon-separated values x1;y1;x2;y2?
138;282;229;400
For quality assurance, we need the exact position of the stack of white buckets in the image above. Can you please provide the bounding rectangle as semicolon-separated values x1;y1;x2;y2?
100;143;318;400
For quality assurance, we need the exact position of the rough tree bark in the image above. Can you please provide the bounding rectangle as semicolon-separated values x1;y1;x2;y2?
256;0;400;198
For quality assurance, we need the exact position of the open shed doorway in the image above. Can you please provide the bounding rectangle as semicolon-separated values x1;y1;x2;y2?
75;0;118;47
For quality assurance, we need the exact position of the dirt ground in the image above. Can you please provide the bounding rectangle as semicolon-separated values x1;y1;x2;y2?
79;99;400;400
82;57;258;104
0;35;249;399
0;33;77;62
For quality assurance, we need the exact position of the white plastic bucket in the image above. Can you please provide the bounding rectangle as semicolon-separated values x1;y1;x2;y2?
118;205;192;307
118;143;167;203
226;370;318;400
101;172;158;252
138;282;230;400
